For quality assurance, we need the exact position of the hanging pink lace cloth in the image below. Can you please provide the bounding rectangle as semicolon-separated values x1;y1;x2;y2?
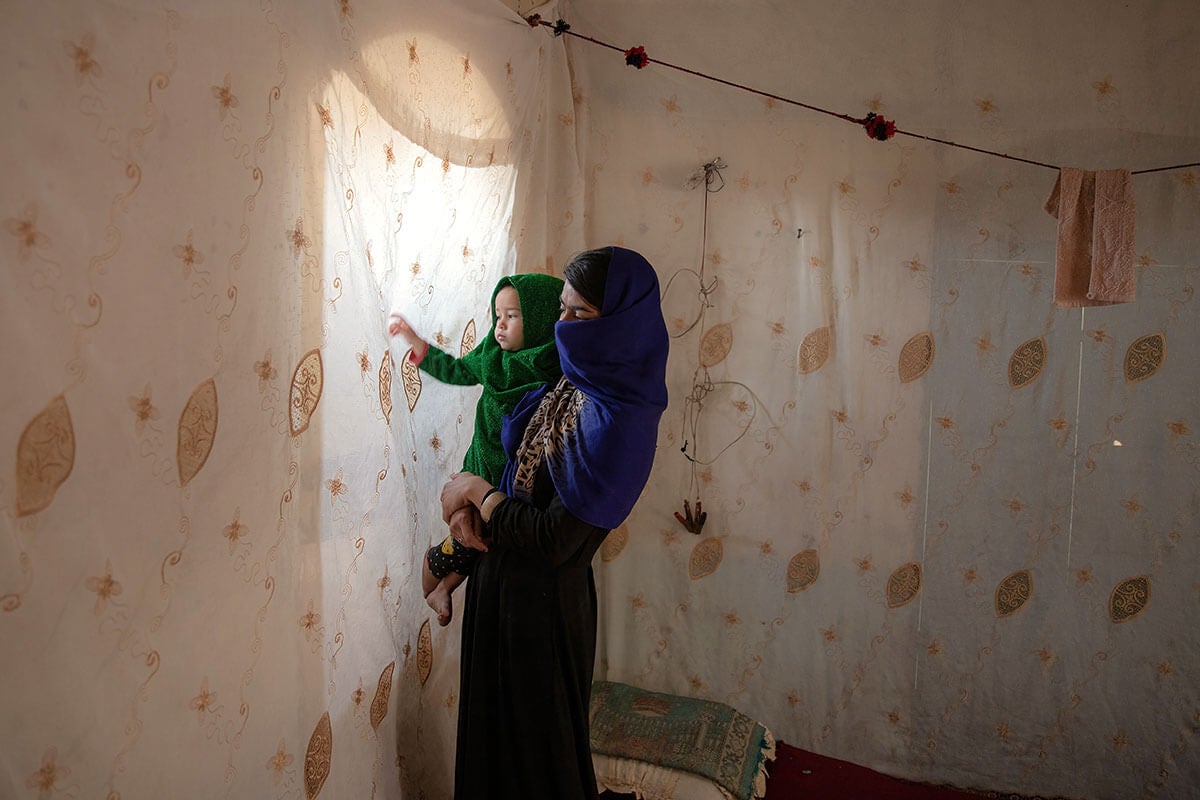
1044;167;1136;307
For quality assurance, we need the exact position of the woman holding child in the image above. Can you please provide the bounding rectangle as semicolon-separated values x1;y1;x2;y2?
440;246;669;799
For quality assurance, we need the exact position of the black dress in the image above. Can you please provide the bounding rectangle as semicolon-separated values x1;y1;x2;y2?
454;463;609;799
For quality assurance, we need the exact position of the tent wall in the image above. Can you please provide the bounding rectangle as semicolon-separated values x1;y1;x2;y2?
2;1;1197;798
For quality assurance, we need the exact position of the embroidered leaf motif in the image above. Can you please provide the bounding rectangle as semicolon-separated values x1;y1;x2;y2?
1109;575;1150;623
699;322;733;367
1008;337;1045;389
1124;333;1165;384
379;355;393;423
898;332;935;383
370;661;395;730
601;524;629;562
689;537;723;580
290;349;324;435
786;549;820;593
16;394;75;516
417;619;433;686
178;379;218;487
995;569;1033;617
798;326;831;374
887;561;922;608
460;319;477;358
400;349;421;412
303;711;332;799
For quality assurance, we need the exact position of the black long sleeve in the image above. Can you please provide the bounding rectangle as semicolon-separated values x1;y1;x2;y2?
486;493;605;569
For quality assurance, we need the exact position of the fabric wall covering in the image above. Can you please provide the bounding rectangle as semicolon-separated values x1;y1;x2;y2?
561;2;1197;799
2;1;580;797
1;2;1197;800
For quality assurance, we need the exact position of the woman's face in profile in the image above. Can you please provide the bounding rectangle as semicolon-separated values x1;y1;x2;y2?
559;282;601;322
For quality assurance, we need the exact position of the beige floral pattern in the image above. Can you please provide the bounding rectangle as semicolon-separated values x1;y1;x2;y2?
85;561;123;614
26;748;68;799
211;73;239;119
129;384;161;433
266;739;293;785
5;205;50;260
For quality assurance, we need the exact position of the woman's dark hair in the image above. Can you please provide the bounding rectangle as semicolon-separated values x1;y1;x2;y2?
563;247;611;312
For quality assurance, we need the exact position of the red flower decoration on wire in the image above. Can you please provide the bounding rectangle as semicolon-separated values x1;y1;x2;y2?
863;112;897;141
624;45;649;69
526;13;541;27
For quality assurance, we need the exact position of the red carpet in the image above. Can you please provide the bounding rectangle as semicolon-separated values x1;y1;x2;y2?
600;740;1004;800
761;741;990;799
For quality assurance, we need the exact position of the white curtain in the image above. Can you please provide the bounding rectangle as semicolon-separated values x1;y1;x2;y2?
567;2;1200;799
2;1;579;798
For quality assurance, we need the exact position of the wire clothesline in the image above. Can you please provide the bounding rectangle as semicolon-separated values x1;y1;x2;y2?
529;17;1199;177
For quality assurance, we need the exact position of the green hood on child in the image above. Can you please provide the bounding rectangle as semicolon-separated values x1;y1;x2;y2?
442;272;564;484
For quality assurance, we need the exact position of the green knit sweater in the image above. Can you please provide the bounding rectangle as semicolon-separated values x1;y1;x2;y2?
418;272;564;485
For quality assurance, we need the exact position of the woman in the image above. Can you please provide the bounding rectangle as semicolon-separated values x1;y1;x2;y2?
440;246;669;799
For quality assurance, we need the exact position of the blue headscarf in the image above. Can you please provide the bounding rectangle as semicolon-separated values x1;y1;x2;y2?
498;247;669;529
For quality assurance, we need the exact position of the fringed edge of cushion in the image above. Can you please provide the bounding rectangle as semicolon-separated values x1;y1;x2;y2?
594;753;732;800
593;754;678;799
751;728;777;800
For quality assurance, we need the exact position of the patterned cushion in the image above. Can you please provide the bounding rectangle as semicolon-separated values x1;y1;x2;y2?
590;681;775;800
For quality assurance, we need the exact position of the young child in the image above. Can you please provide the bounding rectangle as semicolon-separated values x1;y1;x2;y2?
389;273;564;625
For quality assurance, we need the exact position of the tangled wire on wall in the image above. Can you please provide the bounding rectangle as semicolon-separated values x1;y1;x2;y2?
663;158;789;536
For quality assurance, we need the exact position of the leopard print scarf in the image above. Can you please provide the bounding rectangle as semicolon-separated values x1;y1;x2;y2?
511;376;586;501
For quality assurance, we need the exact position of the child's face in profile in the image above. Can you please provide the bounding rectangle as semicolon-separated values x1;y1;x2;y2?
493;285;525;351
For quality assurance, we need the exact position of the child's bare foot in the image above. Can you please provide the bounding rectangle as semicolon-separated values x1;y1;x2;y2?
427;584;453;626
